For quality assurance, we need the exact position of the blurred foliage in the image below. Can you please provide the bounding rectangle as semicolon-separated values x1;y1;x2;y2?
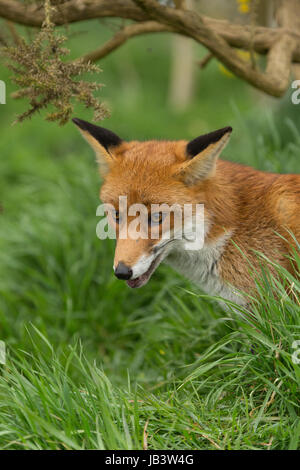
0;16;299;368
0;16;300;450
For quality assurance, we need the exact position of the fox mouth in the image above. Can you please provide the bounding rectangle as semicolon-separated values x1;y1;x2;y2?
126;255;162;289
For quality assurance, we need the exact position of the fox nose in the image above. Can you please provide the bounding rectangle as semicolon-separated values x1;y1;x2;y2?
114;262;133;280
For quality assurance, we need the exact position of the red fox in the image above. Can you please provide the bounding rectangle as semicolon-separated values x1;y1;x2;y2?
73;118;300;307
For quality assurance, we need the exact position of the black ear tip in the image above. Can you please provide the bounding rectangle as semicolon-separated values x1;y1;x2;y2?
72;117;123;150
219;126;232;135
72;118;88;130
186;125;233;158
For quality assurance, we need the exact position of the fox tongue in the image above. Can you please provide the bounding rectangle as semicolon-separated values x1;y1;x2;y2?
126;272;149;289
126;259;157;289
126;254;162;289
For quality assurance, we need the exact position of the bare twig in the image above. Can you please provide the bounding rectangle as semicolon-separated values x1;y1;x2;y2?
0;0;148;26
198;52;213;69
265;0;298;94
5;20;22;45
132;0;297;96
82;21;173;63
1;0;300;97
0;1;300;58
0;0;299;62
249;0;259;69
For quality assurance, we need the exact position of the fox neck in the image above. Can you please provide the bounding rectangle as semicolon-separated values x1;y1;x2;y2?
164;167;245;305
165;229;245;305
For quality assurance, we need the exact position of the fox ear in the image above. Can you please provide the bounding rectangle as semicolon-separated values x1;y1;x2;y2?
72;118;123;176
177;127;232;185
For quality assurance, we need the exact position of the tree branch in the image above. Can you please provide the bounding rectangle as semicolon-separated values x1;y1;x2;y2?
0;0;148;26
132;0;298;96
1;1;300;62
5;20;22;45
198;52;213;69
82;21;173;63
174;0;187;9
264;0;298;96
1;0;300;97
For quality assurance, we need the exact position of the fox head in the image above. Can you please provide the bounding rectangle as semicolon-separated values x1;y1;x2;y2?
73;118;232;288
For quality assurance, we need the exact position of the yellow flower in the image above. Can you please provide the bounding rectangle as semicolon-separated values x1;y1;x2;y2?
239;3;250;13
218;64;234;78
237;50;251;61
218;49;256;79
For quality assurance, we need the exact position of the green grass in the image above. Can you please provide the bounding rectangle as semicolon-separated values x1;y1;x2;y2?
0;20;299;450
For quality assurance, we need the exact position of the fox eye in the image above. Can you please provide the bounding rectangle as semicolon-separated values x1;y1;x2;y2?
149;212;164;226
112;210;120;224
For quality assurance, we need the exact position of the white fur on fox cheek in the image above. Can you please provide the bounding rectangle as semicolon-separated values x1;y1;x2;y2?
131;253;156;279
130;236;171;278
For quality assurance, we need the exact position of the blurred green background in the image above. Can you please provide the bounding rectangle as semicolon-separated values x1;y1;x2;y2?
1;20;300;375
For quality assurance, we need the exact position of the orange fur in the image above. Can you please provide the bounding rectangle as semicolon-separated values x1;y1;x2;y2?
73;119;300;297
103;142;299;291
